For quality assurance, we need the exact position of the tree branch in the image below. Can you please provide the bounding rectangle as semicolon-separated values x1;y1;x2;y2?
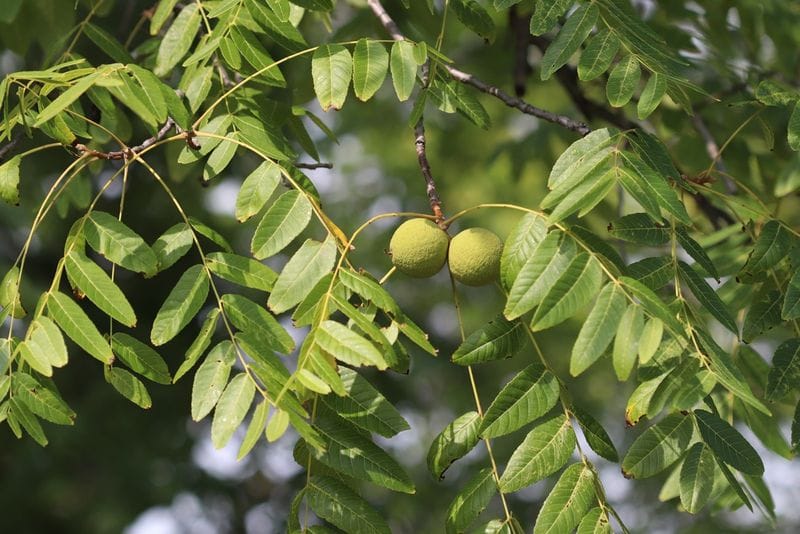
366;0;591;136
72;117;198;160
691;114;737;194
294;162;333;170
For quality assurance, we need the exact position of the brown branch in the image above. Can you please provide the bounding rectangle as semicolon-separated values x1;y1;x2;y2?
72;117;197;160
691;114;737;194
509;7;533;97
0;133;22;163
414;120;444;222
294;162;333;170
366;0;591;135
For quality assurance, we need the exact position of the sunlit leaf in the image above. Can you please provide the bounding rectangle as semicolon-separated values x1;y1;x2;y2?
211;373;255;449
452;315;526;365
531;253;603;331
621;413;693;478
191;341;236;421
46;291;113;364
151;265;209;346
533;463;595;534
679;442;715;514
540;4;598;80
105;366;152;409
352;39;389;101
154;4;201;77
570;283;626;376
85;212;158;275
65;251;136;327
306;475;390;534
312;44;352;111
268;237;337;314
694;410;764;475
428;411;481;480
251;189;313;260
111;333;170;384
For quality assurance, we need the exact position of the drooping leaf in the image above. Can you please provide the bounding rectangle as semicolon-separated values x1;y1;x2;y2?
479;363;560;438
677;261;738;335
576;507;612;534
0;155;21;205
25;316;68;372
251;189;313;260
338;268;401;316
306;476;390;534
154;4;201;77
312;44;352;111
618;151;691;224
675;226;720;281
390;40;418;102
500;213;549;290
151;265;209;346
766;338;800;401
620;276;684;336
608;213;669;245
540;4;599;80
531;253;603;331
637;72;667;119
445;467;496;534
235;161;281;223
229;26;285;87
694;410;764;475
572;405;619;462
64;251;136;327
606;55;640;107
451;0;495;41
0;266;25;318
570;283;627;376
238;398;269;460
268;237;337;314
530;0;574;36
742;288;782;343
427;411;481;480
12;372;75;425
84;22;133;63
211;373;256;449
613;304;644;380
352;38;389;101
783;269;800;320
222;294;294;353
266;408;290;442
679;442;715;514
315;320;387;370
46;291;113;364
105;366;152;409
152;223;193;272
312;407;415;493
111;333;170;384
451;315;526;365
738;220;792;282
789;101;800;151
206;252;277;292
10;397;48;446
533;463;596;534
578;29;620;81
174;308;220;383
621;413;693;478
191;341;236;421
499;414;576;493
320;367;409;438
85;212;158;275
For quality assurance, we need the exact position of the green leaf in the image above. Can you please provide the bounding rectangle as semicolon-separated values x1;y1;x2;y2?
530;0;573;36
312;44;352;111
105;366;152;409
619;151;691;224
679;442;715;514
546;167;615;223
338;269;401;316
792;400;800;454
235;161;281;222
46;291;113;364
782;269;800;319
499;414;575;493
268;237;337;314
397;316;438;356
576;507;612;534
675;226;719;281
0;266;25;318
150;0;179;35
479;363;559;438
677;261;738;335
266;408;290;442
452;315;526;365
222;294;294;353
211;373;256;449
230;26;285;86
174;308;220;383
606;55;640;107
0;155;21;205
151;265;209;346
540;4;599;80
29;316;68;370
766;338;800;401
694;410;764;475
504;232;576;319
390;40;417;102
84;212;158;275
613;304;644;380
238;398;269;460
619;276;684;336
312;408;415;493
637;73;667;119
451;83;491;130
188;216;234;253
306;476;390;534
531;253;603;331
500;213;549;291
533;463;596;534
637;317;662;361
570;283;627;376
789;101;800;151
10;397;47;446
251;189;313;260
627;256;673;291
126;64;169;123
206;252;277;292
451;0;495;41
64;251;136;327
615;166;662;222
608;213;669;245
320;367;409;438
202;133;238;182
621;413;693;478
742;288;782;343
445;468;497;534
739;221;792;282
111;333;170;384
315;320;387;370
12;372;75;425
191;341;236;421
84;23;133;63
549;128;620;189
246;0;307;52
152;223;193;272
428;411;481;480
695;329;770;416
572;405;619;462
34;70;102;127
754;80;799;106
578;29;620;81
352;39;389;102
154;4;201;77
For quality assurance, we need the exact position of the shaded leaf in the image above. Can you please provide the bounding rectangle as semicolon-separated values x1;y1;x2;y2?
446;468;496;534
268;237;337;314
12;372;74;425
606;55;640;107
452;315;526;365
312;44;352;111
235;161;281;223
428;411;481;480
570;283;627;376
677;261;738;335
739;220;792;282
694;410;764;475
390;40;417;101
222;294;294;353
154;4;201;77
679;442;715;514
152;223;193;272
306;476;390;534
572;406;619;462
578;29;620;81
111;333;170;384
540;4;599;80
105;366;151;409
211;373;256;449
531;253;603;331
613;304;644;380
637;72;667;119
621;413;693;478
608;213;669;245
531;0;575;36
352;38;389;101
191;341;236;421
251;189;313;260
766;338;800;401
533;463;595;534
0;155;21;205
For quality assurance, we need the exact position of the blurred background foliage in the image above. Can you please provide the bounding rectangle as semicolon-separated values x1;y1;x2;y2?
1;0;800;532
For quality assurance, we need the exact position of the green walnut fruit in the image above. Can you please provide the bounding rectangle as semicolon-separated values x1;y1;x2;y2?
389;218;449;278
448;227;503;286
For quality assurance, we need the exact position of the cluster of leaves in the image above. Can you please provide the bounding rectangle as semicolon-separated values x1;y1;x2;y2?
0;0;799;532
